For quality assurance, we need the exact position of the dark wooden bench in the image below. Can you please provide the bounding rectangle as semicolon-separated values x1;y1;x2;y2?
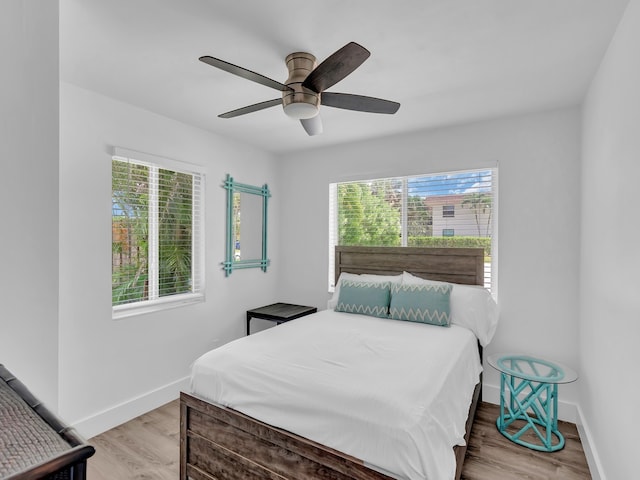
0;364;95;480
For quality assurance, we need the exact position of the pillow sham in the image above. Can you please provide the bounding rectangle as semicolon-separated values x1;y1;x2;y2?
335;279;391;318
402;271;499;346
328;272;401;310
389;283;453;326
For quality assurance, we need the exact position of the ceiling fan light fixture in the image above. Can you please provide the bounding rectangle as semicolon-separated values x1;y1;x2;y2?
200;42;399;135
283;102;319;119
282;52;320;120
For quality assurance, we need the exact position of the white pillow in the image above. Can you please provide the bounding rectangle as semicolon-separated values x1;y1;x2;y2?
328;272;402;310
402;271;499;347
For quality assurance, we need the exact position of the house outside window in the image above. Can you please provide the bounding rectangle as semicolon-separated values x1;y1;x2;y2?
329;168;497;292
112;149;205;318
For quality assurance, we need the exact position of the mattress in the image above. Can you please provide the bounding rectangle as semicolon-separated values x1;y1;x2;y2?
190;309;482;480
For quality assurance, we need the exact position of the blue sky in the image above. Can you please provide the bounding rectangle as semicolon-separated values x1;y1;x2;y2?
408;170;492;197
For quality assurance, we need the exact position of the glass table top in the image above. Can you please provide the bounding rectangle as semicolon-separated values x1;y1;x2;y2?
488;353;578;384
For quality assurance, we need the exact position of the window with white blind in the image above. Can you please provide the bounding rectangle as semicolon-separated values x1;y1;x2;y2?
328;168;497;292
112;149;205;318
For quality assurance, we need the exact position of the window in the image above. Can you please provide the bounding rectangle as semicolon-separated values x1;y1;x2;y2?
329;168;497;291
443;205;455;217
112;149;204;318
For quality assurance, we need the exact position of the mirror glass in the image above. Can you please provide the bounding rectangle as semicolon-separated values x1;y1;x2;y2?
232;192;262;261
223;174;270;275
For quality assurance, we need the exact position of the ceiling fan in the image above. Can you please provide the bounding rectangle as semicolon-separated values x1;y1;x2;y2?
199;42;400;136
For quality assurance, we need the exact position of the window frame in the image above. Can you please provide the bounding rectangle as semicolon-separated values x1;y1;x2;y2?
328;167;497;295
442;205;455;218
111;147;205;319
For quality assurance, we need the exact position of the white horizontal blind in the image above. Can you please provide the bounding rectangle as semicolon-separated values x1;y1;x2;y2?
112;154;204;312
329;168;496;291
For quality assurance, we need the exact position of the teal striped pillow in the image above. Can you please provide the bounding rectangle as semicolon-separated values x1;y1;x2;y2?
335;280;391;318
389;283;452;326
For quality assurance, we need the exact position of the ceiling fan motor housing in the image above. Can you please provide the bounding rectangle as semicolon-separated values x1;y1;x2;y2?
283;52;320;119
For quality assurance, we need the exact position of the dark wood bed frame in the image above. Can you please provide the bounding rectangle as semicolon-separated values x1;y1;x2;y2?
181;246;485;480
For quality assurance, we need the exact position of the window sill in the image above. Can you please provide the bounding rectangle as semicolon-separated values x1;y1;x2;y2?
112;293;204;320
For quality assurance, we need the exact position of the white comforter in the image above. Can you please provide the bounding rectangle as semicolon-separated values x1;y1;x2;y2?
190;310;482;480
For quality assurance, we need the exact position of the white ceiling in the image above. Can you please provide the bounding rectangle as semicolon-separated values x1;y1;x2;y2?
60;0;629;155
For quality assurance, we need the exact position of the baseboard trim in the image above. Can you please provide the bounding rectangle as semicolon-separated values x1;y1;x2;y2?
482;382;577;423
72;375;189;439
575;404;606;480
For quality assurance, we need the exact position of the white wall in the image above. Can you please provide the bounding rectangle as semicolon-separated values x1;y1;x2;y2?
59;83;281;436
277;108;583;417
7;11;631;477
580;0;640;478
0;1;60;409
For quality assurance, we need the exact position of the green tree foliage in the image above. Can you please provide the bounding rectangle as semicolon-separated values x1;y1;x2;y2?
112;161;150;305
407;195;432;237
158;169;193;297
408;236;491;258
112;161;193;305
338;182;401;246
461;192;492;237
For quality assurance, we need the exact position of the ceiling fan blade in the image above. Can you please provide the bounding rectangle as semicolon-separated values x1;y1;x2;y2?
219;98;282;119
199;56;293;92
302;42;370;93
321;92;400;114
300;116;323;136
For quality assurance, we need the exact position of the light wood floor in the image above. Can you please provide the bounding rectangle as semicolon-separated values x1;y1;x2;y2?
87;400;591;480
462;402;591;480
88;401;179;480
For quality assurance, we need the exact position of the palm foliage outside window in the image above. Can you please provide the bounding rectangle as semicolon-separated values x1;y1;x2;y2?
112;154;203;315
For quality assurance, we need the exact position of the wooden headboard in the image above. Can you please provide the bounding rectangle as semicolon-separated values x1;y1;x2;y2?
335;246;484;286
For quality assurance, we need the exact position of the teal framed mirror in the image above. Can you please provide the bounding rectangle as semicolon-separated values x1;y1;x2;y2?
222;174;270;276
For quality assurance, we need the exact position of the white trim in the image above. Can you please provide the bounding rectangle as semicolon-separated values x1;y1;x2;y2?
482;381;577;423
401;178;408;247
112;147;204;175
72;376;189;439
576;404;606;480
192;173;205;293
490;167;499;299
112;292;204;319
111;151;205;316
148;165;159;299
328;183;338;291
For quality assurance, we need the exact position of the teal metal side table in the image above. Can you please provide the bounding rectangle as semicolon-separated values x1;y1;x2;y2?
488;354;578;452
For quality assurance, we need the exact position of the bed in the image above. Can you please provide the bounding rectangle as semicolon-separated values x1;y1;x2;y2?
181;246;497;480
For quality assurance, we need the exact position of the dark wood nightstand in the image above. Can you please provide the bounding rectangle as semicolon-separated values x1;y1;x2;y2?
246;302;317;335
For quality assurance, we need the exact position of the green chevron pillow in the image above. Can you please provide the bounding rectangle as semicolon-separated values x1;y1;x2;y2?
335;280;391;318
389;283;453;326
